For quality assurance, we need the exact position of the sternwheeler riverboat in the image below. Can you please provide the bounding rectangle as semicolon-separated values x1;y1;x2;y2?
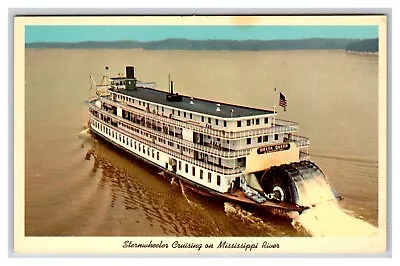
88;66;339;214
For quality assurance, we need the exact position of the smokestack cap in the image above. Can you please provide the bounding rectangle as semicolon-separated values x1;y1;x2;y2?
126;66;135;79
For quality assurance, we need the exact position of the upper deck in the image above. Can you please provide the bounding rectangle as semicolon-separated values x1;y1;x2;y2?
113;86;274;119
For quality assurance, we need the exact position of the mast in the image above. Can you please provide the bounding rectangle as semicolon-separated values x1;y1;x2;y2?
168;73;171;92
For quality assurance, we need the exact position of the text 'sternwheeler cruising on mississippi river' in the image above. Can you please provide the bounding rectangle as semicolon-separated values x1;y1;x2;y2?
88;66;339;214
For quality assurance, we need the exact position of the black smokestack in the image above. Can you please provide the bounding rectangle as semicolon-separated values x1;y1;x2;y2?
166;80;182;102
126;66;135;79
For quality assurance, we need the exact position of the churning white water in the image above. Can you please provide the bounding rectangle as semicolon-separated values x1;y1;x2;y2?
291;174;379;237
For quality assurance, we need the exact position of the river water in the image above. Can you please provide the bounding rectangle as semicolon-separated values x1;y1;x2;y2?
25;48;379;236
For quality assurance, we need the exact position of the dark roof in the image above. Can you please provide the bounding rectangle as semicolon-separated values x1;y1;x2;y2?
114;87;273;118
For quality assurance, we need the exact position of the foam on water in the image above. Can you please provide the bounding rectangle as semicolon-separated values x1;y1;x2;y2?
78;128;91;140
178;180;197;207
291;173;379;237
224;202;271;229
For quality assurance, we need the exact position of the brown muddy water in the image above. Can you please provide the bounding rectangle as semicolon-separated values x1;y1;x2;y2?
25;49;379;236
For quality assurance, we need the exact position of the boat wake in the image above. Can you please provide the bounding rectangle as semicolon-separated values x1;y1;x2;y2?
178;180;201;208
78;128;91;139
290;173;379;237
224;202;274;230
290;202;379;237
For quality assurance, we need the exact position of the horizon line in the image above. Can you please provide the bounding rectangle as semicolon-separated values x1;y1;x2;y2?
25;37;378;44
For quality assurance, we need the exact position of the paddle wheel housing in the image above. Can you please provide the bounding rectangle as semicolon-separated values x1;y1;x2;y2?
254;161;328;205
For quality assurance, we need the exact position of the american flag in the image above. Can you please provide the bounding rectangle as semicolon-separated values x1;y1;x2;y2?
279;92;287;111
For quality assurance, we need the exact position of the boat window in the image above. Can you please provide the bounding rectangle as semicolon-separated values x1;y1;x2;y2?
200;170;203;179
264;117;268;124
215;119;218;126
224;121;227;127
192;166;195;176
247;138;251;145
263;136;268;142
157;106;159;111
275;134;279;141
208;173;212;183
208;117;211;123
237;121;241;127
157;152;159;160
201;116;204;122
139;144;141;152
135;142;137;149
190;113;192;119
256;118;260;125
179;161;181;170
162;107;164;112
258;136;262;143
185;164;188;173
172;109;174;115
217;175;221;186
247;119;251;126
184;112;186;118
178;111;180;116
152;150;154;158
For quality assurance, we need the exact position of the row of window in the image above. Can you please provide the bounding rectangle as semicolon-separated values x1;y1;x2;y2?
92;119;160;160
237;117;268;128
117;120;194;154
178;161;221;186
113;92;269;129
247;134;278;145
115;93;166;112
93;118;221;187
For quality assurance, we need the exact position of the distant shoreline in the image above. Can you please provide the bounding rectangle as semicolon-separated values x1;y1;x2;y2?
25;38;378;52
345;50;379;55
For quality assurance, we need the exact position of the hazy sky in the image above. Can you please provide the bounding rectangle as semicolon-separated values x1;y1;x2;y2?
25;25;379;43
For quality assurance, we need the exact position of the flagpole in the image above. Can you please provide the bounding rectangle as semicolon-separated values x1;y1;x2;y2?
273;105;276;143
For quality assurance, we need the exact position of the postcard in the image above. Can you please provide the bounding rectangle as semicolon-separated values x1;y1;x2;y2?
14;14;388;255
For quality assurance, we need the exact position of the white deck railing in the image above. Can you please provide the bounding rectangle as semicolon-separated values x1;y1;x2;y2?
90;114;245;175
287;134;310;148
90;102;308;159
90;103;251;159
100;97;299;140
